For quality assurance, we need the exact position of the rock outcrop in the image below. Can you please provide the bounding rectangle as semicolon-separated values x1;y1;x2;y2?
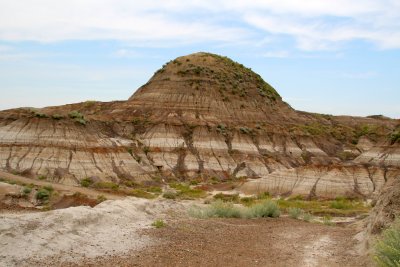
0;52;399;198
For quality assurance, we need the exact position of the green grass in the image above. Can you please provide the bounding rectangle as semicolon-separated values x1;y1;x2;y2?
188;199;280;219
93;182;119;190
213;193;240;202
80;178;94;187
162;191;177;199
322;215;334;226
302;212;314;222
36;188;51;200
374;218;400;267
22;186;32;195
151;219;166;228
288;207;303;219
277;197;369;216
169;183;207;199
97;195;107;203
129;189;158;199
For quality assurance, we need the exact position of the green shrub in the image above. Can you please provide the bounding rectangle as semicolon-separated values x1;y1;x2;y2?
35;112;49;118
323;216;334;226
189;199;281;219
162;191;177;199
213;193;239;202
52;114;64;120
244;200;280;218
152;219;166;228
68;110;84;119
239;127;251;134
374;218;400;267
36;189;50;200
240;196;256;206
68;111;86;125
288;207;303;219
390;132;400;145
80;178;94;187
38;175;46;180
22;187;32;195
189;200;241;219
97;195;107;203
302;213;313;222
129;189;157;199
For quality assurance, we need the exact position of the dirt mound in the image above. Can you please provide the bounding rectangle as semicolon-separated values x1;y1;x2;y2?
0;197;185;267
0;52;399;198
367;176;400;234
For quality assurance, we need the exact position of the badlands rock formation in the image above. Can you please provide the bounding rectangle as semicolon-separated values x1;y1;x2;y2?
0;52;399;198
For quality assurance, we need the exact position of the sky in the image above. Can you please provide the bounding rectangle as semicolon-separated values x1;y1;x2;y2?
0;0;399;118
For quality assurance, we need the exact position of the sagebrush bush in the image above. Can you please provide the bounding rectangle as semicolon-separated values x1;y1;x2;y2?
188;200;242;219
302;213;313;222
244;200;280;218
374;218;400;267
189;200;280;219
288;207;303;219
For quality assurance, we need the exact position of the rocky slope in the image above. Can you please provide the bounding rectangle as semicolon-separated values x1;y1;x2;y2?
0;52;399;198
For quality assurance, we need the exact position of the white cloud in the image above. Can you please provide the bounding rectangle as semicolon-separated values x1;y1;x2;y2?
262;51;289;58
0;0;399;50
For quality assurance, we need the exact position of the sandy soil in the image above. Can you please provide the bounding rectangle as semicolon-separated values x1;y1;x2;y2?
78;217;371;267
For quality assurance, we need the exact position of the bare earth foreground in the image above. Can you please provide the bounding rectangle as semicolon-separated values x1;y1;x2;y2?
89;218;369;267
0;194;371;267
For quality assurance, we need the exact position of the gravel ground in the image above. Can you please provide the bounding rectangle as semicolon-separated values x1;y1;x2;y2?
80;217;372;267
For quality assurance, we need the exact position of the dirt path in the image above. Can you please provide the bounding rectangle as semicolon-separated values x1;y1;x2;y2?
79;217;371;267
0;171;122;200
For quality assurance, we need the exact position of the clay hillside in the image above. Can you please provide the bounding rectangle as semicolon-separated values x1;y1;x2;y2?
0;52;399;199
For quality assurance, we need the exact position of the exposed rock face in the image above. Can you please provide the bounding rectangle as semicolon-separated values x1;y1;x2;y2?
0;52;399;198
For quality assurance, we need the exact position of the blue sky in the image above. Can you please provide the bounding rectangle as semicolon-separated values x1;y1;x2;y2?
0;1;399;118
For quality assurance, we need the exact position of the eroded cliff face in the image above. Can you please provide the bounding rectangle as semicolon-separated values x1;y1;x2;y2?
0;52;399;198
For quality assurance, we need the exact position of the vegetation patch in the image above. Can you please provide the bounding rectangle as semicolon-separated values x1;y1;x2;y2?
80;178;94;187
129;189;158;199
188;199;280;219
97;195;107;203
288;207;303;219
162;191;177;199
374;218;400;267
169;183;207;199
93;181;119;190
390;131;400;145
152;219;166;228
277;197;369;216
68;111;87;125
52;114;64;120
213;193;240;203
36;188;51;201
